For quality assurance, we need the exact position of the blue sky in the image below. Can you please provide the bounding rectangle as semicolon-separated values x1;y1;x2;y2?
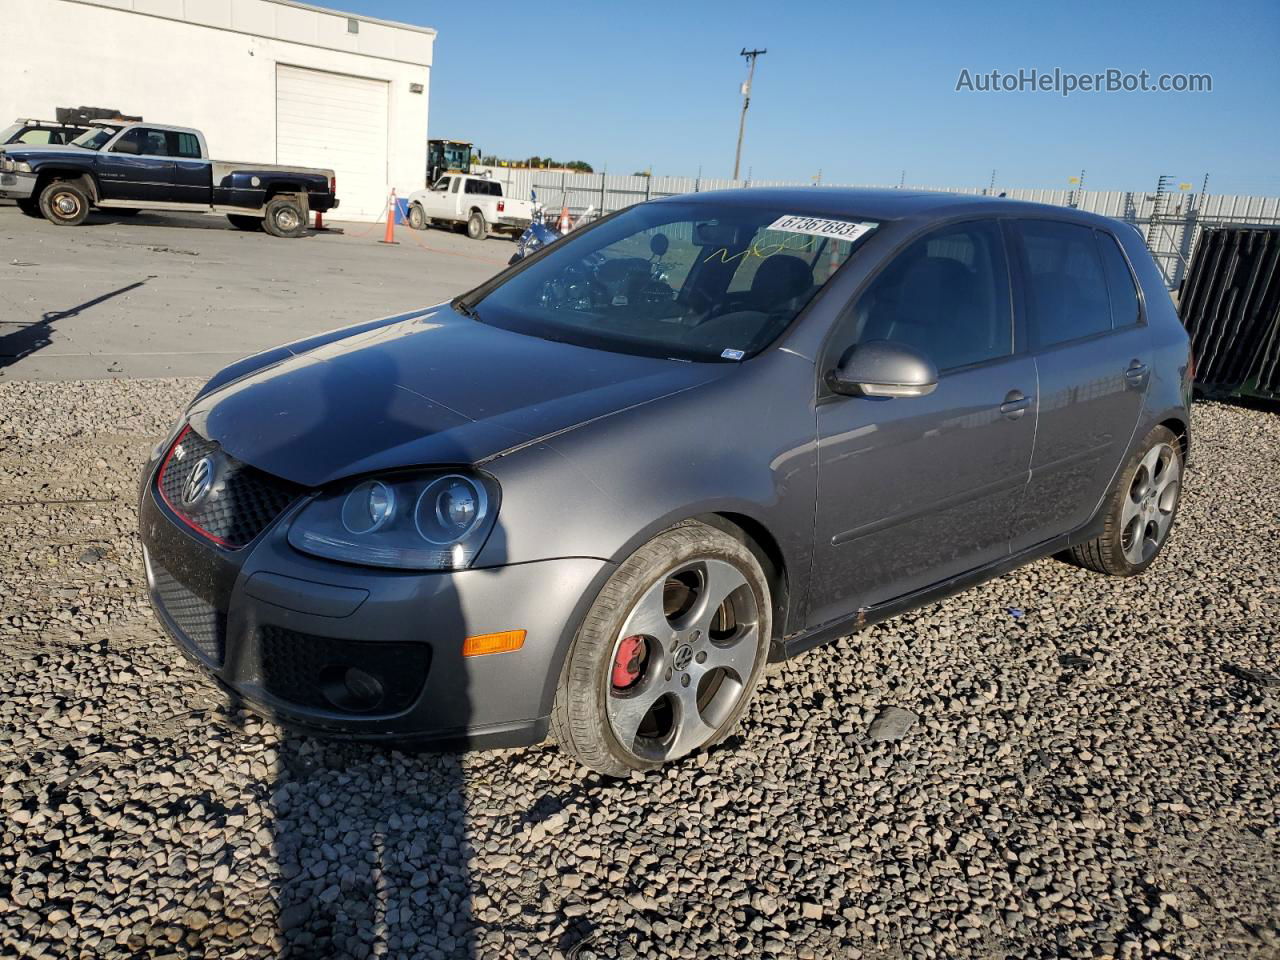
341;0;1279;194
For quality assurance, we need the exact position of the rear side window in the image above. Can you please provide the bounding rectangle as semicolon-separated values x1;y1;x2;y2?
1016;220;1111;348
1097;232;1142;328
167;132;202;159
844;219;1012;372
464;179;500;196
17;128;54;145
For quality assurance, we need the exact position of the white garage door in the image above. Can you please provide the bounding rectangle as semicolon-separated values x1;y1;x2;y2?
276;64;389;220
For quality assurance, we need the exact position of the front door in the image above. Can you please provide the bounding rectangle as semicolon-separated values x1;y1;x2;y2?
807;218;1036;628
1008;220;1152;551
95;127;176;202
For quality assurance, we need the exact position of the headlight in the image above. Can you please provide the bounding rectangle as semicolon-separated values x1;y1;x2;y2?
288;472;499;570
0;157;31;173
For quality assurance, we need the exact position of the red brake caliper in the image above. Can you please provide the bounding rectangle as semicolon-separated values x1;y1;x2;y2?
612;635;647;690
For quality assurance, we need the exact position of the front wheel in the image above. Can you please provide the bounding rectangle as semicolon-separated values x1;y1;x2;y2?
408;203;427;230
552;522;772;775
466;210;487;240
38;179;91;226
1062;424;1183;576
262;196;307;238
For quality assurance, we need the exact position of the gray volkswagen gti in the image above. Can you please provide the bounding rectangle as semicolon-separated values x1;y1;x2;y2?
139;188;1191;775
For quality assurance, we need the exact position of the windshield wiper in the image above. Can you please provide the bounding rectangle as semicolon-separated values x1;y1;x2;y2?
452;297;481;321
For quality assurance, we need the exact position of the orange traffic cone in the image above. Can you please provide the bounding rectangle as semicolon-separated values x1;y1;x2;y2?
314;210;328;231
379;189;399;245
558;204;572;233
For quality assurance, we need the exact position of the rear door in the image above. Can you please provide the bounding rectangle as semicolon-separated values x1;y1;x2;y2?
96;127;176;202
1008;220;1152;551
807;218;1037;627
166;130;211;204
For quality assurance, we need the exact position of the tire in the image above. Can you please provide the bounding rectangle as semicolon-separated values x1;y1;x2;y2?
466;210;487;240
261;196;307;239
1062;425;1184;576
227;214;263;232
408;203;427;230
16;198;42;219
38;179;91;226
551;521;772;776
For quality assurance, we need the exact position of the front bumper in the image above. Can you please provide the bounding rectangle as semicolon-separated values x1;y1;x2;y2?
138;461;609;748
0;171;36;200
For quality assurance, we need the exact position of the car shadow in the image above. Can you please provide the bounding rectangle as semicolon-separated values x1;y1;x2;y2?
0;279;148;372
203;338;533;958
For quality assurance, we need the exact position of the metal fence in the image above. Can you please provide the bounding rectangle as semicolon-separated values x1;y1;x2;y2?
474;164;1280;289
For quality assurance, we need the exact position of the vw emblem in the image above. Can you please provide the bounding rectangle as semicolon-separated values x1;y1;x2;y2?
672;644;694;671
182;457;215;506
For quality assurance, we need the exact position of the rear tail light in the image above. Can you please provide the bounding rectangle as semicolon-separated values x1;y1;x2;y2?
497;200;505;213
330;175;336;194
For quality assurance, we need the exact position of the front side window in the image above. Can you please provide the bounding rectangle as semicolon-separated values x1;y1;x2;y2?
468;201;879;362
432;176;451;192
841;220;1012;372
1017;220;1111;348
17;129;53;145
112;128;169;155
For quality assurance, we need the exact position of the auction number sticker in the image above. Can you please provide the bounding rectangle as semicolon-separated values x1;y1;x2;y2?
767;215;878;243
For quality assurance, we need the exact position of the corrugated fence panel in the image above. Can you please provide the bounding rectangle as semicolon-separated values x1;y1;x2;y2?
472;165;1278;287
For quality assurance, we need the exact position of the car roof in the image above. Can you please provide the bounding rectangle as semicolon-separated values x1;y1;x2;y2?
655;186;1125;231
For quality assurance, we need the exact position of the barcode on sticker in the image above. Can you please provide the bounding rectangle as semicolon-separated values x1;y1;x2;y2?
768;216;877;243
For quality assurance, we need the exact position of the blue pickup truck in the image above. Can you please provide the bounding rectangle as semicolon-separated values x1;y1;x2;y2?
0;121;338;237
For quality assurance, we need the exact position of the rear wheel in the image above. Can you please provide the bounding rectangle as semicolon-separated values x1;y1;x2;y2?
552;522;771;775
466;210;487;240
16;198;42;219
1062;425;1183;576
38;179;91;226
262;196;307;239
408;203;427;230
227;214;263;232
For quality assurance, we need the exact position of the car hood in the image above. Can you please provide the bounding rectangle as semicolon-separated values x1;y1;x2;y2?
188;305;729;487
0;144;89;157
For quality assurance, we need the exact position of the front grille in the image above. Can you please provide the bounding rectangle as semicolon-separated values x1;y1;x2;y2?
152;564;226;666
157;427;304;548
259;626;430;715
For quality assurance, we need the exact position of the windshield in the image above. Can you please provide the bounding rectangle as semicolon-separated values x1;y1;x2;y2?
69;127;115;150
470;201;878;362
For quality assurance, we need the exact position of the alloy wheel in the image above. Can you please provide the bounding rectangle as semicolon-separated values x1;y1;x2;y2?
1120;442;1180;565
606;558;760;763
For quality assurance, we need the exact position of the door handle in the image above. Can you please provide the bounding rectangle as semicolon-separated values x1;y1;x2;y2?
999;389;1031;420
1124;360;1150;387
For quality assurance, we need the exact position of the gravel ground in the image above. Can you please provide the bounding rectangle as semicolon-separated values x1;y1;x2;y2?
1;378;1277;960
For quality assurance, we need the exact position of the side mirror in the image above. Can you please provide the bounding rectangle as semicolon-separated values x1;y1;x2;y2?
112;139;140;155
826;340;938;398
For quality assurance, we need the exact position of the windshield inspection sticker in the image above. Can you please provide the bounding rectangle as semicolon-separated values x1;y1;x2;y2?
767;215;878;243
720;348;746;360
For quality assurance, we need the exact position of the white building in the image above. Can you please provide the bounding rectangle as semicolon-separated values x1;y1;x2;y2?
0;0;435;220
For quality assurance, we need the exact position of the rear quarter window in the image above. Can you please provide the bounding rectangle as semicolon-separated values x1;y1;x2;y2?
1096;231;1142;328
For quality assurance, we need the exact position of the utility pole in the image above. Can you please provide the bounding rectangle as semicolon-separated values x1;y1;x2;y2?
733;47;766;181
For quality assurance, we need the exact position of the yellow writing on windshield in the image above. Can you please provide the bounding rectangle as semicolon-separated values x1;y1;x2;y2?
704;233;817;266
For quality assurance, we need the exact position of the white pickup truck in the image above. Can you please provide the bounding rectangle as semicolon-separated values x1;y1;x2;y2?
406;173;534;240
